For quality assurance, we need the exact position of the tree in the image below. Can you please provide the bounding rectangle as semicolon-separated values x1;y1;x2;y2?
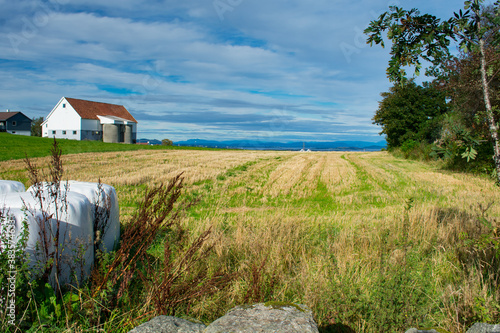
162;138;173;146
365;0;500;183
443;42;500;138
373;81;448;149
31;117;43;137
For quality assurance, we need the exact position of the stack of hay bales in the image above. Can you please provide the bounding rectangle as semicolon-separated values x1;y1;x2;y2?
0;180;120;287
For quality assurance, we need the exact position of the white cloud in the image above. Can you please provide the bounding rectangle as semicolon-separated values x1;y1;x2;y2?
0;0;471;141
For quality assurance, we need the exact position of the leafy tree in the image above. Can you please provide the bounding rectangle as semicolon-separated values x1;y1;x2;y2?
162;138;173;146
373;81;448;149
443;45;500;138
365;0;500;183
31;117;43;137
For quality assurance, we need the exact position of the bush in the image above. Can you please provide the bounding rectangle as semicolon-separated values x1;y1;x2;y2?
394;140;435;161
162;139;173;146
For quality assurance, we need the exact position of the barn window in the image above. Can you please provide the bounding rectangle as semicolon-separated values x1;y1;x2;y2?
62;131;67;135
62;104;66;108
12;121;17;126
73;131;77;135
52;131;56;135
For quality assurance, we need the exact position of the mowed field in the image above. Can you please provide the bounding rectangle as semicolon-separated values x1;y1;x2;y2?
1;149;499;332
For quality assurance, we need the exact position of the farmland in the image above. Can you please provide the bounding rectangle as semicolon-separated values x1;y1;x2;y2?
1;147;499;332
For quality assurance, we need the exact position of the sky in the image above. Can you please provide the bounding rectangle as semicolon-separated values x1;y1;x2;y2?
0;0;471;143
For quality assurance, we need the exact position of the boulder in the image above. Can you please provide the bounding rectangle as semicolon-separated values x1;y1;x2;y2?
128;316;206;333
467;323;500;333
204;302;319;333
405;329;439;333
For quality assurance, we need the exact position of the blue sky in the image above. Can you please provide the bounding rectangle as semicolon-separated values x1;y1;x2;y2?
0;0;471;142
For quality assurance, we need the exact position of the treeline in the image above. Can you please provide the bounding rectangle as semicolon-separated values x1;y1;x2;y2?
366;1;500;180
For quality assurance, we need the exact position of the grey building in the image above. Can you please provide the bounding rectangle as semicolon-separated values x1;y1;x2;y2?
0;111;32;136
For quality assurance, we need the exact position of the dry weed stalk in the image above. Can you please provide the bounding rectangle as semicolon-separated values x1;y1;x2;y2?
242;256;277;304
147;227;236;316
92;173;187;299
91;172;235;317
23;139;72;288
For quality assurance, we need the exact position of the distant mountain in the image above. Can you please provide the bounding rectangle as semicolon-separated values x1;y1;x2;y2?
137;138;162;145
173;139;386;151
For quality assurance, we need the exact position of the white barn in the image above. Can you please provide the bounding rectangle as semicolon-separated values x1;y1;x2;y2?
42;97;138;144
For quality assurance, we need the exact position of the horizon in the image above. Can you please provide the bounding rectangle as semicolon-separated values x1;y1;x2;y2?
138;137;387;151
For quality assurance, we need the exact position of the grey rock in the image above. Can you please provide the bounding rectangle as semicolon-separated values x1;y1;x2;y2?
204;303;319;333
405;329;439;333
467;323;500;333
128;315;206;333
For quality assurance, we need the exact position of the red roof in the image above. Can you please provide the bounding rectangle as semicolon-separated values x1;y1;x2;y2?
65;98;137;123
0;112;21;121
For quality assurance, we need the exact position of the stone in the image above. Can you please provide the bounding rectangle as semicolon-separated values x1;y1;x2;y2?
128;316;206;333
405;329;439;333
204;302;319;333
467;323;500;333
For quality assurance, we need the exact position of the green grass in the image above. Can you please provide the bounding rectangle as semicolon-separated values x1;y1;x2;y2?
0;132;219;161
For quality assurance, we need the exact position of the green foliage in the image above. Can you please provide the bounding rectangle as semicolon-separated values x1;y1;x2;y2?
431;114;481;160
365;6;455;83
429;113;498;176
400;140;421;154
364;0;498;84
161;138;173;146
457;203;500;283
365;0;500;183
373;81;448;149
30;117;43;137
366;250;435;332
31;282;79;325
396;140;435;161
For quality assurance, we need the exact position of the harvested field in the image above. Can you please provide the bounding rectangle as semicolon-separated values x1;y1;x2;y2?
1;149;499;332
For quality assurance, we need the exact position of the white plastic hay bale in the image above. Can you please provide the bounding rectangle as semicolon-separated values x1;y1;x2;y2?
0;181;26;203
28;181;120;252
66;181;120;252
1;190;94;287
0;180;26;194
0;207;42;266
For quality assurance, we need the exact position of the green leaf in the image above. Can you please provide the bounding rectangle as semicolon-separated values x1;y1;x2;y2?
487;66;494;77
461;147;478;162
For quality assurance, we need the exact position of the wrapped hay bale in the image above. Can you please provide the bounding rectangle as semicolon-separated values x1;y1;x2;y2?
1;190;94;287
66;181;120;252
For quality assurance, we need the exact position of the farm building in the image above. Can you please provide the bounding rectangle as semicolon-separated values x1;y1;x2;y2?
42;97;138;144
0;110;32;136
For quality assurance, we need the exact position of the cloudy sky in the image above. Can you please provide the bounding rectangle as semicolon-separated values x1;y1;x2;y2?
0;0;469;142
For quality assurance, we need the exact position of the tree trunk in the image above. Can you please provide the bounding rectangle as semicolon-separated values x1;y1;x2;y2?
478;22;500;184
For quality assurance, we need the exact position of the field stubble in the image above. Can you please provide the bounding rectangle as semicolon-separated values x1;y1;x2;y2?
1;149;499;332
